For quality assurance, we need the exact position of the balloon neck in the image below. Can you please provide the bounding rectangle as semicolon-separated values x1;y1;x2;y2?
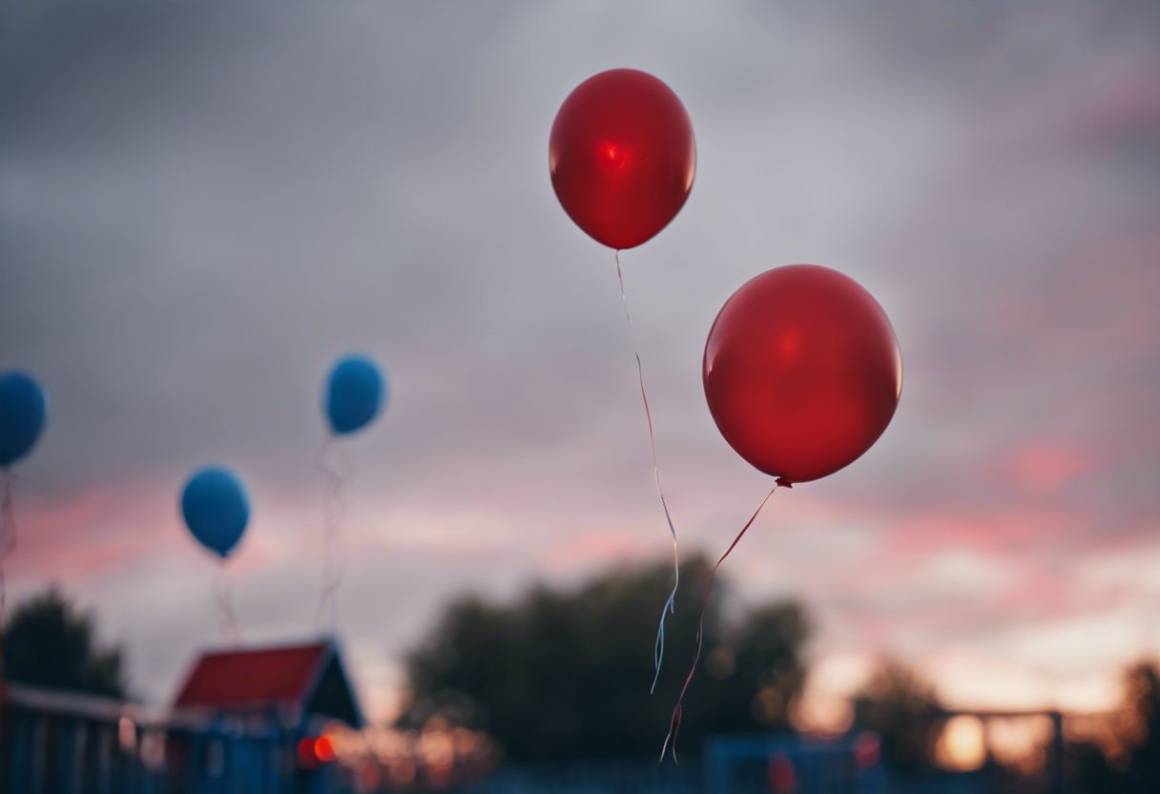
775;477;794;489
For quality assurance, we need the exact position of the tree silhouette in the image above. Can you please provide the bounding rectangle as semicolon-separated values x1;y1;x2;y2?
2;587;126;698
1118;661;1160;791
1068;660;1160;793
400;555;810;761
853;658;942;776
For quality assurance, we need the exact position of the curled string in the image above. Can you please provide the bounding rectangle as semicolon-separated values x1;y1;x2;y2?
0;469;15;679
213;564;241;646
315;438;351;632
614;250;681;694
660;483;781;764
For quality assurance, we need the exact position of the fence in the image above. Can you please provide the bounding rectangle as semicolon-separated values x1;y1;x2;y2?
2;684;1068;794
454;734;884;794
0;683;346;794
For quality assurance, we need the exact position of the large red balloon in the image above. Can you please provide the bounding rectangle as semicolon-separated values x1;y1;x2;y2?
703;265;902;484
549;69;696;250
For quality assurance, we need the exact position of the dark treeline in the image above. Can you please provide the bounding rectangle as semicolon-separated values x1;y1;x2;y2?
1068;662;1160;793
2;587;125;698
398;556;1160;793
399;556;809;761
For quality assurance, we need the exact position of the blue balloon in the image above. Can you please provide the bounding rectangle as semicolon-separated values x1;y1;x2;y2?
0;371;47;468
180;466;249;559
324;355;386;436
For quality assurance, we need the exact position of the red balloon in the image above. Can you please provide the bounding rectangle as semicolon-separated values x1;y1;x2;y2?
549;69;696;250
703;265;902;485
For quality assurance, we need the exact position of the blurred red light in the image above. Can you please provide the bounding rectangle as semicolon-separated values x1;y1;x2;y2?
297;737;318;768
855;732;881;769
297;735;337;768
314;735;337;763
768;753;798;793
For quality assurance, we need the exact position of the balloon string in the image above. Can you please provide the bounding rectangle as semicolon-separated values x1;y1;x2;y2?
614;250;681;694
315;438;350;633
660;483;780;764
214;565;241;646
0;469;15;683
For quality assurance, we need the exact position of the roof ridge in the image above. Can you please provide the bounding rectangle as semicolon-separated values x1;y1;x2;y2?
172;639;337;711
194;636;334;658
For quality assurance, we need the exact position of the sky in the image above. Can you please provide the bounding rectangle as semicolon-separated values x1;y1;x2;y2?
2;1;1158;724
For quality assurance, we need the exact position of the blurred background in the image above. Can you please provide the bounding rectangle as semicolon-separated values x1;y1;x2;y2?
1;1;1158;792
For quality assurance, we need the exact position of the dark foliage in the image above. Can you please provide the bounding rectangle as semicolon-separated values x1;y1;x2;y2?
400;555;810;762
1069;660;1160;793
2;587;126;698
853;659;943;776
1119;662;1160;791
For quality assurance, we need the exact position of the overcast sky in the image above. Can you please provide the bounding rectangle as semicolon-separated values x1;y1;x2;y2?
2;1;1158;722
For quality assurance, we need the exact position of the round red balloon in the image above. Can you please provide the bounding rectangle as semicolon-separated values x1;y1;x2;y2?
703;265;902;484
549;69;696;250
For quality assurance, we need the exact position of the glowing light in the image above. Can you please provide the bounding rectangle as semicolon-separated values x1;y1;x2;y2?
314;735;337;763
987;716;1053;774
936;715;987;771
322;723;498;787
297;735;338;768
117;716;136;751
789;689;854;737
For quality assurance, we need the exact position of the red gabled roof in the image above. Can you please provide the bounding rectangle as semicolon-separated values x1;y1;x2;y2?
174;641;330;711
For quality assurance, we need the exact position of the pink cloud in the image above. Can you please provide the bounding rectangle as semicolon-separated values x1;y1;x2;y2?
1005;443;1093;493
6;477;314;583
7;480;180;580
539;529;656;575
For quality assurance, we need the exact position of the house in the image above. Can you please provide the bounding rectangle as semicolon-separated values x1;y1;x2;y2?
173;638;364;730
1;639;365;793
167;637;364;792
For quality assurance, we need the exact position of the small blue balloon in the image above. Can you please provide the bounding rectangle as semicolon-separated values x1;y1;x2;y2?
180;466;249;559
324;355;386;436
0;371;47;468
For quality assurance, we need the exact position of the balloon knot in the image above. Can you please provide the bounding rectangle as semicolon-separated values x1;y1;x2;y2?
775;477;794;489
